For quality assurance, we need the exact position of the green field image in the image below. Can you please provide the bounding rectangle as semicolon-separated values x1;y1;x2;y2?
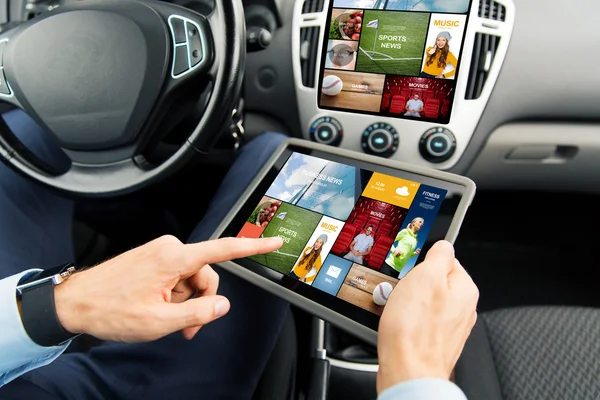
248;203;322;275
356;10;429;76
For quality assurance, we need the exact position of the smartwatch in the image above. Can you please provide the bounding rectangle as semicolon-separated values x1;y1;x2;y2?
16;263;79;347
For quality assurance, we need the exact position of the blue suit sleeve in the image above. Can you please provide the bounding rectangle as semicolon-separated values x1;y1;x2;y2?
0;270;71;387
378;379;468;400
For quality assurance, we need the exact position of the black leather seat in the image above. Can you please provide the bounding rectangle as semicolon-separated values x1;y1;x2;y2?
455;306;600;400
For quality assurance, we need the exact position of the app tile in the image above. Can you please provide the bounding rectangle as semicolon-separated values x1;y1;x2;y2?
247;203;322;275
312;254;353;296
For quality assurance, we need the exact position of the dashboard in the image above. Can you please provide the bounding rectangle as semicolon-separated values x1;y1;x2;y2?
244;0;600;194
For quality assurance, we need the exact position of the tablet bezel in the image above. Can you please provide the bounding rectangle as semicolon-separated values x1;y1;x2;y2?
210;139;476;346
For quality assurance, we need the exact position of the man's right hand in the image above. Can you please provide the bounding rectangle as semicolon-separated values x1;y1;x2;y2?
53;235;283;343
376;241;479;394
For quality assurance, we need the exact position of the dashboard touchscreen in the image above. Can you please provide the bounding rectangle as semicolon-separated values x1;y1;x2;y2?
318;0;473;124
223;145;470;330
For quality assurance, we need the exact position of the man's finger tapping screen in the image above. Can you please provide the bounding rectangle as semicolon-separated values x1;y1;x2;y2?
319;0;472;124
237;152;447;316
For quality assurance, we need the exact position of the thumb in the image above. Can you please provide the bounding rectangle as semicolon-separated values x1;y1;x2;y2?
422;240;456;274
162;295;231;334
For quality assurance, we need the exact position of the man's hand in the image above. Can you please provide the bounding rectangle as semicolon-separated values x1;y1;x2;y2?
376;241;479;394
53;235;283;343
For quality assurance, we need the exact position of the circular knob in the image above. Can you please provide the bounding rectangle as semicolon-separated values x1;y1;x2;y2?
361;123;399;157
419;127;456;163
310;117;343;146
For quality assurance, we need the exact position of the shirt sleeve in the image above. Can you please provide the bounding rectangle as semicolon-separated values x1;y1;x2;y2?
378;379;467;400
0;269;71;387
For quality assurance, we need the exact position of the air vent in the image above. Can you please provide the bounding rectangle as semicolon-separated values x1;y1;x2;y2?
465;33;501;100
478;0;506;21
300;27;320;88
302;0;325;14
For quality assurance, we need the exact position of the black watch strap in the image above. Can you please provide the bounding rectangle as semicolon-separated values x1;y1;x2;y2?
20;280;77;347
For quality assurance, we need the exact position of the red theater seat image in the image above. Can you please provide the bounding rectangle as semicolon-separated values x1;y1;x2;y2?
353;213;368;230
400;88;411;99
441;99;450;117
389;86;400;95
378;221;393;236
389;95;407;114
381;92;391;110
366;235;394;271
411;90;423;99
435;92;446;101
423;90;434;101
423;99;440;119
331;224;357;255
365;218;380;232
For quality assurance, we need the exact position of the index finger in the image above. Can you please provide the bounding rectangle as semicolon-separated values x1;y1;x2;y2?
181;237;284;273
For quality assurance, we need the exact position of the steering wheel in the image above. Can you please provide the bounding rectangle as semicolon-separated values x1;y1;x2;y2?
0;0;245;197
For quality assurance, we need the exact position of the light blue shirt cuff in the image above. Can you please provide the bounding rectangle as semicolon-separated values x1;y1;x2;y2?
378;378;467;400
0;269;71;387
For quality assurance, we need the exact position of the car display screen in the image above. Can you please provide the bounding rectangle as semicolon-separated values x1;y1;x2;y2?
235;151;450;317
318;0;473;124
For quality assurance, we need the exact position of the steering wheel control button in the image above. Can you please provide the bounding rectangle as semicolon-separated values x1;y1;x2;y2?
187;22;203;67
310;117;343;146
0;69;11;95
419;127;456;163
171;18;186;43
168;16;207;78
173;45;189;76
361;123;399;157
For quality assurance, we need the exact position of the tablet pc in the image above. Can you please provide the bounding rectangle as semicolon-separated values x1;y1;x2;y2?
211;139;475;345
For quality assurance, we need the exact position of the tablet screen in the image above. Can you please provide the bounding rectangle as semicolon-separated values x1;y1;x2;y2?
318;0;473;124
224;146;467;329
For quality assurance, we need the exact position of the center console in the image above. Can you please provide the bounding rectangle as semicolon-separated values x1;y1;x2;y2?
293;0;515;170
292;0;516;392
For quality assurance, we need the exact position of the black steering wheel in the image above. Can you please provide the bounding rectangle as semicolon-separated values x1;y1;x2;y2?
0;0;245;197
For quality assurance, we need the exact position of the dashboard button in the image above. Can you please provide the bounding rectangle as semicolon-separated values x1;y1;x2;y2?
170;18;187;44
419;127;456;163
361;123;398;157
173;45;189;76
310;117;343;146
186;22;203;67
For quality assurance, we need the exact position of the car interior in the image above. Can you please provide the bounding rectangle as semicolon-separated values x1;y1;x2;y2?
0;0;599;399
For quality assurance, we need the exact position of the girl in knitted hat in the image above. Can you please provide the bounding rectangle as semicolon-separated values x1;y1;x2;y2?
421;31;458;79
289;234;328;284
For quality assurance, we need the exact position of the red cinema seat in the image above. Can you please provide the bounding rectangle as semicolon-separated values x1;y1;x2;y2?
411;90;423;99
400;88;411;99
378;221;393;236
441;99;450;117
331;224;357;255
365;235;395;271
353;214;368;230
435;92;446;101
423;99;440;119
389;95;407;114
381;92;391;110
365;218;380;232
389;86;400;95
423;89;434;101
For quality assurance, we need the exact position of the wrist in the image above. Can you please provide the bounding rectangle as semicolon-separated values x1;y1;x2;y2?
54;272;85;335
377;353;449;394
